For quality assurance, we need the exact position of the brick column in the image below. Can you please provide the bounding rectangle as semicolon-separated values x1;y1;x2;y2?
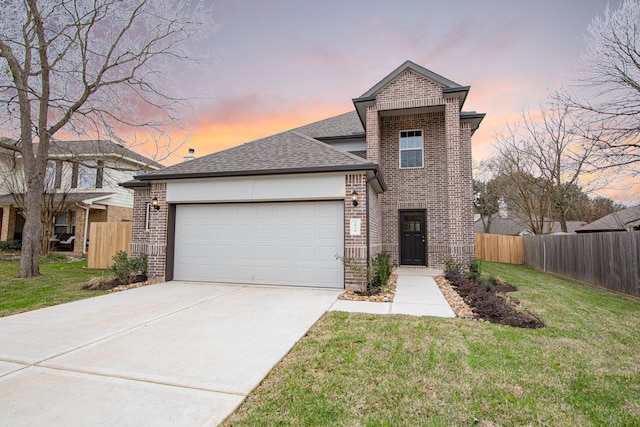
1;206;16;241
365;105;380;164
147;182;167;279
445;98;466;262
344;173;368;291
131;186;150;257
460;123;475;258
73;207;86;254
130;183;167;279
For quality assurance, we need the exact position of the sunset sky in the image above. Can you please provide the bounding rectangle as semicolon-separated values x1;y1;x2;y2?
162;0;638;203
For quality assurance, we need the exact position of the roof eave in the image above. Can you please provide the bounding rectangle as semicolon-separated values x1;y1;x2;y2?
461;112;486;135
352;96;376;130
443;86;470;109
136;163;382;182
317;133;366;142
119;180;151;189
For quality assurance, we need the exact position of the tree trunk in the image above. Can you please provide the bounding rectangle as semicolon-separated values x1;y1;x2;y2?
481;216;492;233
559;212;568;233
19;184;43;277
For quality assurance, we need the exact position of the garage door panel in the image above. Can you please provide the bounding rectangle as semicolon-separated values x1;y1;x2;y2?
174;201;344;288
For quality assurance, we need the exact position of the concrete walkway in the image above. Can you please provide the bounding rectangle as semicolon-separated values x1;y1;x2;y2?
329;267;455;317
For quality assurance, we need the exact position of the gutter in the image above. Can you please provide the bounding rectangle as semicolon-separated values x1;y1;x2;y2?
136;163;382;182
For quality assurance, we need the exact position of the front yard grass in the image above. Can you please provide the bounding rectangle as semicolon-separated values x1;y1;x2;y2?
224;262;640;426
0;258;105;317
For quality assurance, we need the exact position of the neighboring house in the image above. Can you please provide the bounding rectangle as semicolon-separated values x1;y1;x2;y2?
474;215;534;236
575;205;640;233
474;214;586;236
0;140;161;254
123;61;485;290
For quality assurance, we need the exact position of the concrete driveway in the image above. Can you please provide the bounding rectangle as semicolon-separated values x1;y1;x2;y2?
0;281;340;426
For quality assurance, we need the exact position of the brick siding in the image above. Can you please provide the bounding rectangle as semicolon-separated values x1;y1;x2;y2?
130;183;167;279
0;206;17;241
344;173;367;290
368;69;475;267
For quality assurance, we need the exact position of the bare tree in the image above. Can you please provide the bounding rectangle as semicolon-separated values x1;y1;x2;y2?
487;103;606;233
0;1;212;277
473;179;500;233
557;0;640;175
482;155;555;235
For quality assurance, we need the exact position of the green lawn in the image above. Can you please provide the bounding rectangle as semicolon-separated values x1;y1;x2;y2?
0;257;106;317
224;262;640;426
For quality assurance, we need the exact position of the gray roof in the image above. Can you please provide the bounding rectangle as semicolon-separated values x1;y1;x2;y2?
0;192;113;204
0;138;162;169
139;130;377;181
576;205;640;232
293;111;364;139
474;216;532;236
475;216;586;235
49;140;162;169
549;221;588;234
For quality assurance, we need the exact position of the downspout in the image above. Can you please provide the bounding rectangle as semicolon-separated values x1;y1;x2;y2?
366;181;370;267
76;203;90;255
365;174;378;267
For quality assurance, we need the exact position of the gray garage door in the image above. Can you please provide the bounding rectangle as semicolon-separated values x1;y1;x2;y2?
173;201;344;288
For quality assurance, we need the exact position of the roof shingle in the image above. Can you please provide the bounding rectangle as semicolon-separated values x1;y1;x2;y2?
140;130;373;180
293;111;364;139
576;205;640;232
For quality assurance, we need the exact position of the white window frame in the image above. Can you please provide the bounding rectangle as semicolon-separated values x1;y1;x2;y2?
77;160;97;189
399;129;424;169
45;161;55;189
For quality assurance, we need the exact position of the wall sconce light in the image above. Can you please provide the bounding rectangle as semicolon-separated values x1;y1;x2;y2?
151;196;160;211
351;188;358;207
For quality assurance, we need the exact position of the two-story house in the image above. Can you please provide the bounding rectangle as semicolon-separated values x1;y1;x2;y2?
123;61;484;290
0;140;161;254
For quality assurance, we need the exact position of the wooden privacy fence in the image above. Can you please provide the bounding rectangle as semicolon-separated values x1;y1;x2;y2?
87;222;132;269
524;232;640;297
475;233;524;264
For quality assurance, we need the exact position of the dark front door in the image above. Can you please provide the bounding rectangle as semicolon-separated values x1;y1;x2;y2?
399;211;426;265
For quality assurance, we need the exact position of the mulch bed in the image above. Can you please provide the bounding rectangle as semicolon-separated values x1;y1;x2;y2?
445;273;545;329
338;273;397;302
83;274;150;292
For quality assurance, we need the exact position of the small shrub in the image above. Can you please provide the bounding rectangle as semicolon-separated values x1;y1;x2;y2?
110;251;148;284
485;274;500;286
111;251;130;282
0;240;22;251
370;252;394;292
478;276;495;291
131;252;148;276
336;252;395;295
83;273;116;290
444;258;463;275
336;255;368;293
468;257;482;275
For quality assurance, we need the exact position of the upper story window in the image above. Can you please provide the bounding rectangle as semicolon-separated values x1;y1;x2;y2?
399;130;423;168
72;160;104;189
44;160;63;189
